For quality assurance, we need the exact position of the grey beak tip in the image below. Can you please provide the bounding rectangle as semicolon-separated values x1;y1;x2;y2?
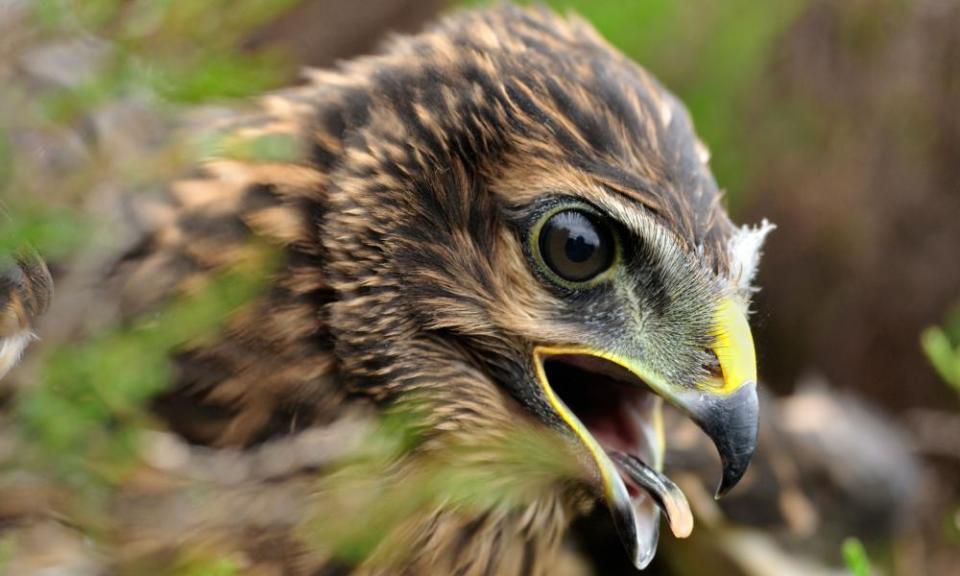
715;464;747;498
633;547;656;571
608;484;660;571
683;381;759;500
627;516;659;571
715;381;759;498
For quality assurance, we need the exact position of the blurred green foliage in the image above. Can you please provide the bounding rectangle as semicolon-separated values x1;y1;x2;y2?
14;245;274;508
0;203;88;258
1;0;303;253
921;305;960;394
0;1;294;571
300;405;583;567
0;535;14;572
33;0;298;119
167;553;240;576
841;537;872;576
210;131;304;164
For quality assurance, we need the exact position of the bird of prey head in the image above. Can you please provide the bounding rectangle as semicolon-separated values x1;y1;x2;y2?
55;4;774;572
306;6;773;569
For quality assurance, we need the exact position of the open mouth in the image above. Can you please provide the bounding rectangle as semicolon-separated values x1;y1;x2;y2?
530;299;759;569
540;354;694;565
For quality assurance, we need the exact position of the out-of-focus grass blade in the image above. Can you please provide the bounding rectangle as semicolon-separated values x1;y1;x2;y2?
922;326;960;393
841;537;872;576
0;203;89;258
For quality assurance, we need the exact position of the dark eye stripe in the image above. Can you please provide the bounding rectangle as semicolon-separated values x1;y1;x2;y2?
538;209;615;283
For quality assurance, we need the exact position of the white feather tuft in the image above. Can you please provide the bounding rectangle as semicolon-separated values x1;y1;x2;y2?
0;331;36;381
728;219;776;293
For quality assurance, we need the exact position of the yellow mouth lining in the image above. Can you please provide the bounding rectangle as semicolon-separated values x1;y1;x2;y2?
532;346;630;505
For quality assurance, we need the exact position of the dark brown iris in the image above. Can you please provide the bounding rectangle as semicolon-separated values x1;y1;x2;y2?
539;209;615;282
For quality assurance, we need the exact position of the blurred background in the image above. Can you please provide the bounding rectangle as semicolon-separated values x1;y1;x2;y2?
1;0;958;574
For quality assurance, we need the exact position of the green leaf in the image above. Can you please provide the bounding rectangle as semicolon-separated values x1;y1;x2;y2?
0;203;90;257
147;52;290;104
842;537;872;576
0;135;13;192
175;555;238;576
0;534;16;570
921;326;960;392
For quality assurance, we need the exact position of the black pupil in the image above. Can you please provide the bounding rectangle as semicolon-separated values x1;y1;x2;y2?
539;210;614;282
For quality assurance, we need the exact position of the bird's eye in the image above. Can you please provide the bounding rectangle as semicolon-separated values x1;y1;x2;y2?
537;209;616;284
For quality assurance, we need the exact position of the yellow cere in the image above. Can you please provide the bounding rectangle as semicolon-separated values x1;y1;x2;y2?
710;297;758;395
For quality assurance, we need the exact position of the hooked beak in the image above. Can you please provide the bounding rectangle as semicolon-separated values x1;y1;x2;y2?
532;297;759;569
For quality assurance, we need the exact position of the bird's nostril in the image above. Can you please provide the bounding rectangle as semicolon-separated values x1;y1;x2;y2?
702;349;723;381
